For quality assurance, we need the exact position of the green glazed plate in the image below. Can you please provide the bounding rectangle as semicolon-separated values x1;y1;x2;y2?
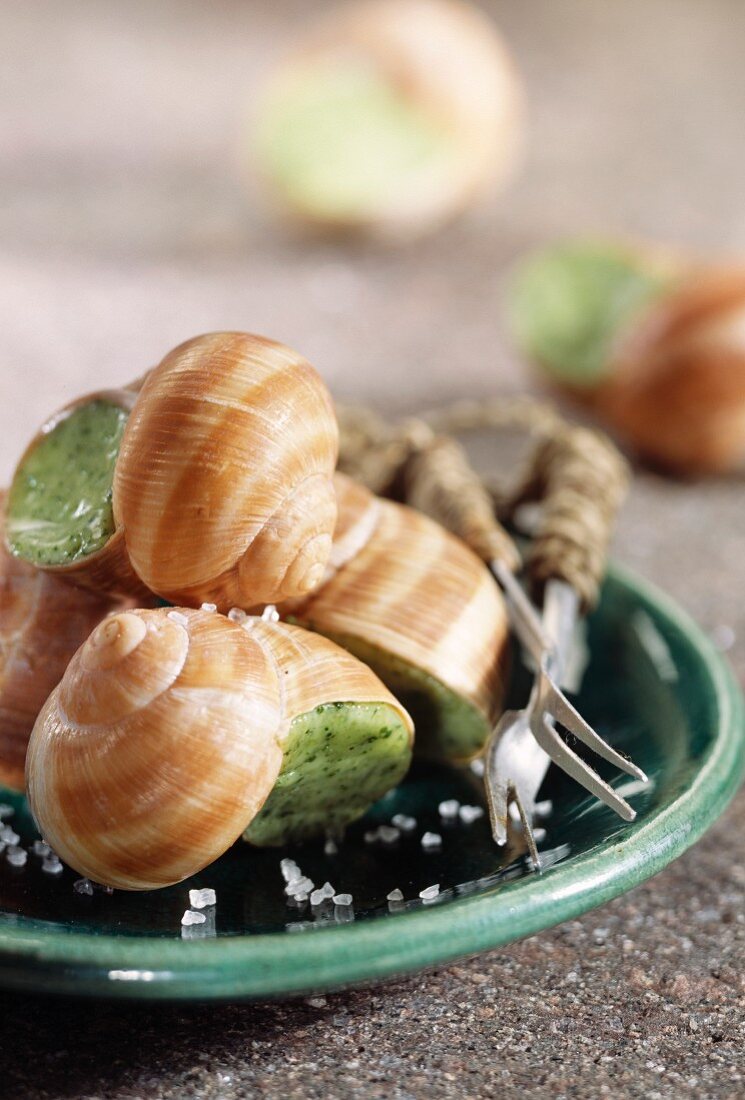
0;564;742;1001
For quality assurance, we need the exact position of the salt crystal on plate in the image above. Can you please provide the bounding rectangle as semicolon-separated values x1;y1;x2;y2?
421;832;442;850
377;825;400;845
0;826;20;846
181;909;206;926
470;758;485;778
324;837;338;856
459;805;484;825
320;881;335;899
387;888;404;902
227;607;248;624
333;893;353;906
167;610;189;627
280;858;301;883
7;846;27;868
310;889;326;907
189;888;216;909
42;856;63;875
285;876;314;896
438;799;460;820
391;813;417;832
74;878;94;896
0;804;13;820
363;828;380;845
31;840;51;858
419;884;440;901
200;603;217;613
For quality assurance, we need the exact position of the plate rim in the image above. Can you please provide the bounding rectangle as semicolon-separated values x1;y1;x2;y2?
0;563;743;1001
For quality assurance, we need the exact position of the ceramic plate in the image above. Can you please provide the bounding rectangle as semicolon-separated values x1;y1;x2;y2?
0;565;742;1001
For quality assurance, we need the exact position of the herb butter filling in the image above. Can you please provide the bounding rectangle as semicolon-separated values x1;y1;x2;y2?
245;701;412;847
509;241;668;386
257;63;452;221
6;400;128;567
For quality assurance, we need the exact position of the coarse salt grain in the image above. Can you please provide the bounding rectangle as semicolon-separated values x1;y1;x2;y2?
320;882;335;899
419;884;440;901
459;805;484;825
421;832;442;850
7;846;27;868
42;856;63;875
377;825;400;845
200;603;217;613
310;889;326;907
333;893;353;906
0;826;20;846
438;799;460;820
181;909;206;927
391;813;417;832
470;758;485;778
261;605;280;622
227;607;248;624
280;858;301;883
74;879;94;896
286;876;314;896
324;837;338;856
0;804;13;820
363;829;380;845
31;840;51;858
167;611;189;627
387;888;404;902
189;888;217;909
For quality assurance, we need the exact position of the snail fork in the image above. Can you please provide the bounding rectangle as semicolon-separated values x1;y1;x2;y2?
485;578;647;867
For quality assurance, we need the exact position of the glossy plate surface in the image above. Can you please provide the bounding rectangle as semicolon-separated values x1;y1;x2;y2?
0;565;743;1001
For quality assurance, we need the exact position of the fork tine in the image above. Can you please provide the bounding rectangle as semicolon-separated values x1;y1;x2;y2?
530;714;637;822
483;714;520;846
512;791;541;868
538;669;648;782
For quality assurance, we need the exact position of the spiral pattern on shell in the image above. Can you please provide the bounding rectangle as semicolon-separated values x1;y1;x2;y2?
114;332;339;608
26;608;286;890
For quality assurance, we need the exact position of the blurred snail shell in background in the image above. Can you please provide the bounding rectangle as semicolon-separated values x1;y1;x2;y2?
5;332;339;609
253;0;525;241
510;239;745;475
280;472;510;763
26;607;413;889
0;493;120;792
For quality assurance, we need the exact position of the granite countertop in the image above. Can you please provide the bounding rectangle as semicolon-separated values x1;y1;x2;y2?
0;2;743;1096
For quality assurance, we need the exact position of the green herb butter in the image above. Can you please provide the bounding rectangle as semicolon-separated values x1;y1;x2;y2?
257;64;451;222
509;241;668;385
245;701;412;847
7;400;128;566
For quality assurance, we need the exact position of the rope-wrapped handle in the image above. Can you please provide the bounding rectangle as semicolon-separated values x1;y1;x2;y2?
518;427;630;611
404;436;521;573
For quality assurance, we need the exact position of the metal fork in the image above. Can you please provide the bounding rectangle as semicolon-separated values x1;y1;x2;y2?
485;577;647;867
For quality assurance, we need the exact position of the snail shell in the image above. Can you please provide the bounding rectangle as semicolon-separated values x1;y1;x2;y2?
254;0;524;240
26;606;412;889
282;472;509;761
604;267;745;474
7;332;339;607
0;493;118;792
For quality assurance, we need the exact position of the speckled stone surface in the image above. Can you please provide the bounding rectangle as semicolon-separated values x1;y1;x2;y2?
0;1;743;1097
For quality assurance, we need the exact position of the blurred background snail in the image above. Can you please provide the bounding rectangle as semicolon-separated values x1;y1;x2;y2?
27;606;413;890
252;0;524;241
509;239;745;476
5;331;338;610
279;472;510;763
0;493;123;792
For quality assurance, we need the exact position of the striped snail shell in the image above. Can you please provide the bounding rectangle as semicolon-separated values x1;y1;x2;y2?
6;332;339;609
26;606;412;889
0;493;118;792
281;472;510;762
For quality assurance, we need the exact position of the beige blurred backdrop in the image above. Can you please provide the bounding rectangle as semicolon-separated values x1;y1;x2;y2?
2;0;745;478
